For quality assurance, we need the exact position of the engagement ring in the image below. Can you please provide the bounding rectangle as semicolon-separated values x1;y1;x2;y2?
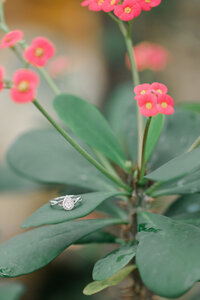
50;195;82;211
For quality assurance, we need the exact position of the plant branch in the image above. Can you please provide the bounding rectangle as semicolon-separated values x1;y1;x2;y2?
33;99;132;193
139;117;152;182
118;21;143;172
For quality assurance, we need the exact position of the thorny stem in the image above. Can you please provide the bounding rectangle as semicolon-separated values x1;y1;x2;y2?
139;117;152;182
33;100;132;193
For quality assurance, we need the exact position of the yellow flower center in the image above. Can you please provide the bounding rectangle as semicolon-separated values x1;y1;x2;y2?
156;89;163;94
161;102;168;109
35;47;44;57
145;102;152;110
98;0;104;5
110;0;116;4
140;90;146;95
124;6;132;14
18;81;29;92
145;0;151;3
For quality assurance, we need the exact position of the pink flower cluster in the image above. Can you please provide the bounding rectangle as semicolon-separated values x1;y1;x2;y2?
0;30;55;67
81;0;161;21
134;83;174;117
126;42;171;72
0;30;56;103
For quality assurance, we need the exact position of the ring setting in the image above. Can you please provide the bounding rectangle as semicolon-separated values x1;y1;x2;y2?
50;195;82;211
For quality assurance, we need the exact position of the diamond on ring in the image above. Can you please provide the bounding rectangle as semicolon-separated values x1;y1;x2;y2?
50;195;82;211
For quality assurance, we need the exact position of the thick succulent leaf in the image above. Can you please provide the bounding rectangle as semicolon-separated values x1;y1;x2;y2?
0;165;38;192
22;192;126;228
146;147;200;183
149;169;200;197
53;94;127;170
7;129;116;192
181;102;200;114
0;218;123;277
150;109;200;170
145;114;165;162
0;282;26;300
166;194;200;217
105;82;138;163
93;242;137;280
83;265;135;296
76;231;122;245
165;194;200;227
136;211;200;298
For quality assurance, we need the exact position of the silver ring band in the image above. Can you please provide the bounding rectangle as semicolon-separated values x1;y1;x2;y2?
50;195;82;211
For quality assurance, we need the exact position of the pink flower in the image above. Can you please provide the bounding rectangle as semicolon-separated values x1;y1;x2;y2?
10;69;39;103
137;93;158;117
138;0;161;11
126;42;171;72
0;30;23;48
102;0;120;12
157;94;174;115
151;82;168;95
82;0;106;11
114;0;141;21
0;66;4;91
24;37;55;67
134;83;152;100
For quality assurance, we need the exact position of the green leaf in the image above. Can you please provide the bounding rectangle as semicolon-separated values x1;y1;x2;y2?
0;165;38;192
53;94;127;170
148;169;200;197
181;102;200;114
166;194;200;217
22;192;126;228
0;282;26;300
83;265;135;295
105;82;138;163
146;147;200;183
7;129;116;192
136;211;200;298
0;218;123;277
145;114;165;162
76;231;122;244
150;109;200;170
165;194;200;227
93;242;137;281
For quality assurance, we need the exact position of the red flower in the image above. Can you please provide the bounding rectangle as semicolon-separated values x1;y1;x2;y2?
137;93;158;117
81;0;106;11
157;94;174;115
114;0;141;21
10;69;39;103
151;82;168;95
0;30;23;48
134;83;152;100
138;0;161;11
24;37;55;67
102;0;120;12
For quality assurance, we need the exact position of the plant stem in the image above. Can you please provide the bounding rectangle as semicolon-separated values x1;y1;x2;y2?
33;99;132;193
118;21;143;171
187;136;200;153
38;67;60;95
139;117;152;181
0;4;9;32
94;150;121;179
